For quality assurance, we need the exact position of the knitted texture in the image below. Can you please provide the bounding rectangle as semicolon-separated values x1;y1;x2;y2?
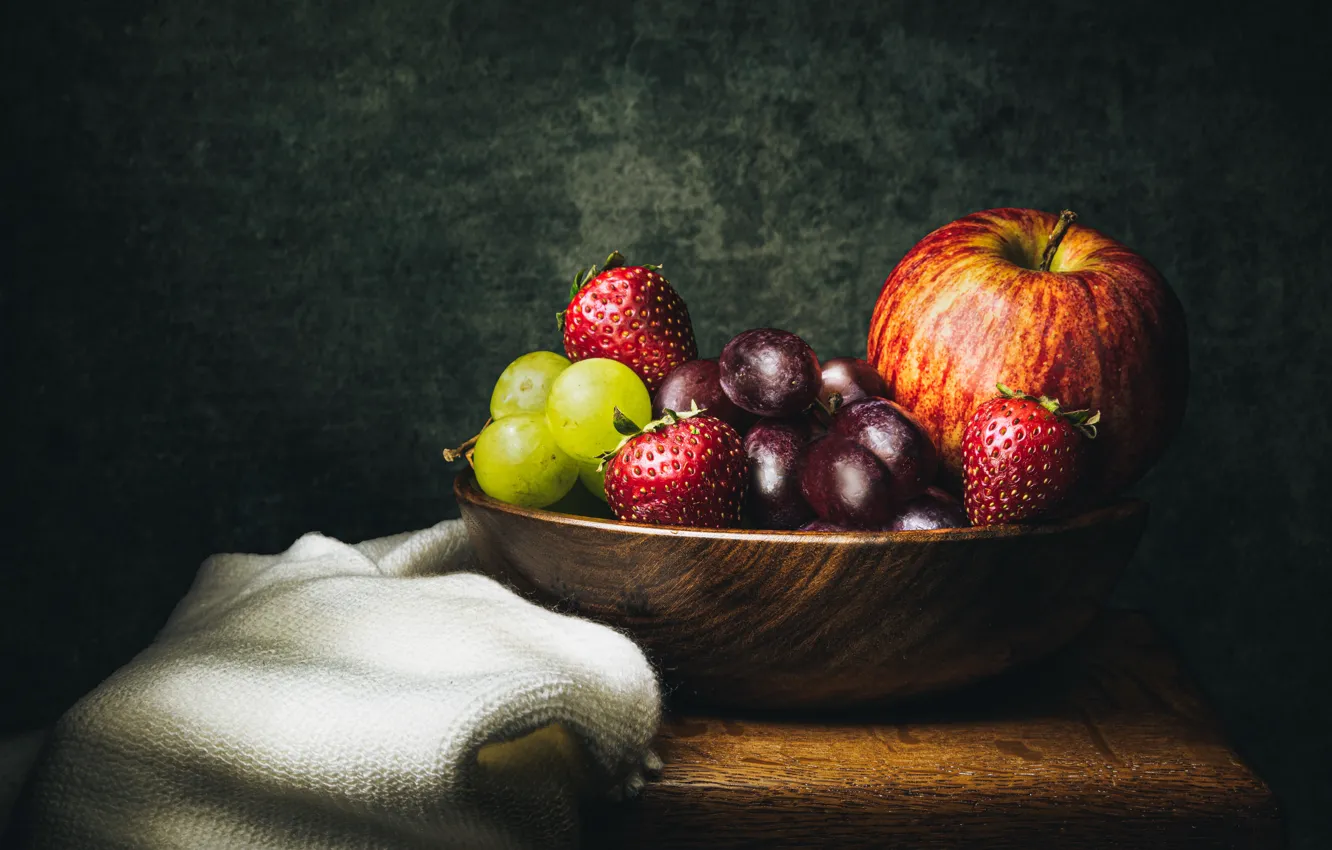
12;520;661;849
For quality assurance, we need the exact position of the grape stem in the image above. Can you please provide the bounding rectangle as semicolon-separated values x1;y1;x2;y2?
443;420;490;463
809;396;838;429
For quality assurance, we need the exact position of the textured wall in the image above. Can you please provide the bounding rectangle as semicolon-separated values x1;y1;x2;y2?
4;0;1329;845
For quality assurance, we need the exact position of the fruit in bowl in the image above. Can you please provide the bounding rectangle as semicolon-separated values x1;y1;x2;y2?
470;413;579;508
817;356;890;410
886;487;969;531
488;351;571;419
799;434;899;528
451;351;653;508
545;358;653;464
466;291;972;530
463;322;970;531
455;213;1188;531
961;384;1100;526
652;358;752;433
719;328;822;418
868;208;1189;502
444;227;1176;708
743;418;816;530
603;405;748;528
829;397;937;505
561;252;696;393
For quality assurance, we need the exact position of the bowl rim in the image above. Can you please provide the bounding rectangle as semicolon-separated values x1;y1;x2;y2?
453;470;1145;543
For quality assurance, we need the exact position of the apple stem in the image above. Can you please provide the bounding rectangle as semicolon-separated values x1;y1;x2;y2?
1038;209;1078;272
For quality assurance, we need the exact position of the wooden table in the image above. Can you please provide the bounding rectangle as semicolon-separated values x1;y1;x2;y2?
584;611;1281;848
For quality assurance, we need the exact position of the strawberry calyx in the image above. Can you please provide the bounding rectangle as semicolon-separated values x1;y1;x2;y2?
569;251;627;301
596;400;708;470
994;382;1101;439
556;251;664;331
611;406;645;437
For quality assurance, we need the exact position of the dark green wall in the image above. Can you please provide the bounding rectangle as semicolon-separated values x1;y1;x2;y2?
4;0;1329;845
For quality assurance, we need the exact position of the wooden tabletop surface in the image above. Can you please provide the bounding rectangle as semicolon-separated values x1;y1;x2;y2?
584;611;1281;848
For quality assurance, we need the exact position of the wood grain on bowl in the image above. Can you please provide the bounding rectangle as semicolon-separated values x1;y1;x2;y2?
455;471;1146;710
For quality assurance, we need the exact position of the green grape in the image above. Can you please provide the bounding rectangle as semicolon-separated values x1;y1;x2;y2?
490;351;571;420
473;413;578;508
578;460;608;502
545;358;652;462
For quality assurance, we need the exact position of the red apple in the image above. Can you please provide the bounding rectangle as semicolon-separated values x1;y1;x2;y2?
867;208;1189;503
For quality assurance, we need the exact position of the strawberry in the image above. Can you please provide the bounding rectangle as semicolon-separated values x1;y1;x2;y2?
961;383;1100;526
603;403;747;528
560;251;697;392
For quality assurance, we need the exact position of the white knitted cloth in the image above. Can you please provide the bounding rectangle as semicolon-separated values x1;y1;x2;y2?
12;520;662;849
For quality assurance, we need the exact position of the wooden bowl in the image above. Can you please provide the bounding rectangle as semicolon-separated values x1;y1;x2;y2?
455;470;1146;710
